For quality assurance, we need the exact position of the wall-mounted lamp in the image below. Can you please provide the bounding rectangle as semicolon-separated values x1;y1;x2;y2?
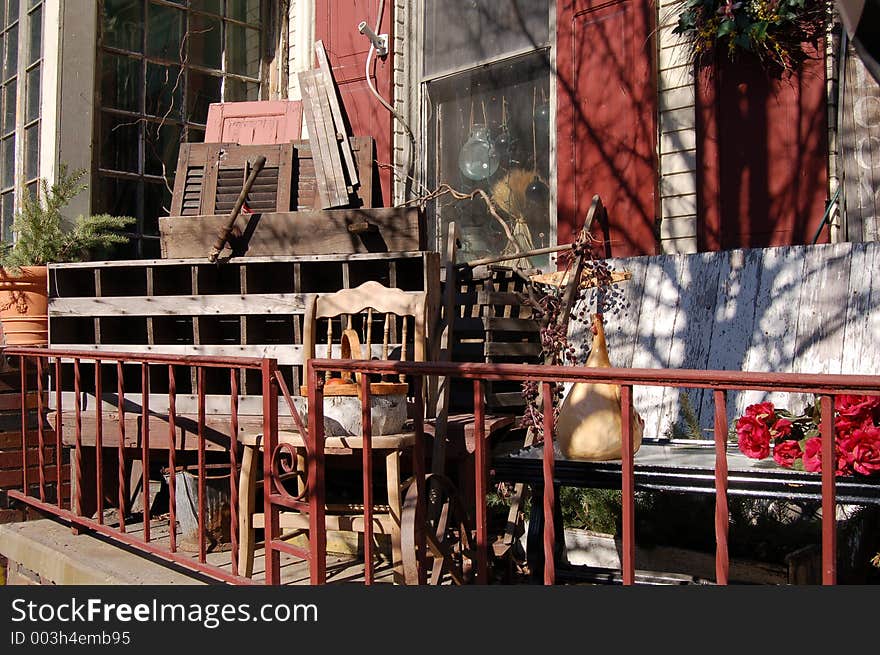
358;21;388;58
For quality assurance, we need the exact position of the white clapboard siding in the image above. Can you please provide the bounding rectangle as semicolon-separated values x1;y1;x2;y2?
567;243;880;440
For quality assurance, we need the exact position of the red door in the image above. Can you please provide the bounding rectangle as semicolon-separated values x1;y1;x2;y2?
314;0;394;206
697;49;829;250
557;0;658;257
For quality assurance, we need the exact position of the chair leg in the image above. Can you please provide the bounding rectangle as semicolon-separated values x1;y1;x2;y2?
239;445;258;579
385;449;404;584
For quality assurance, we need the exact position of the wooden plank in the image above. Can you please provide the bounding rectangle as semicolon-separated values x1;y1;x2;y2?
298;69;336;208
657;250;722;439
596;256;649;369
298;70;349;209
484;317;540;332
52;392;306;418
50;294;311;318
841;242;880;375
793;243;853;375
629;253;681;439
51;342;402;367
50;250;430;270
205;100;303;144
314;40;359;187
170;143;192;216
739;246;807;414
484;342;542;358
841;47;880;243
158;207;425;259
697;248;762;431
308;70;350;203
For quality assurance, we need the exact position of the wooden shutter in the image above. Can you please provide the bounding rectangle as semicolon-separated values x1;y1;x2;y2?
170;143;294;216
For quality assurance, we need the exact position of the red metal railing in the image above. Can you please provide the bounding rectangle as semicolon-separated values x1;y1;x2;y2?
300;358;880;586
4;346;282;585
7;347;880;585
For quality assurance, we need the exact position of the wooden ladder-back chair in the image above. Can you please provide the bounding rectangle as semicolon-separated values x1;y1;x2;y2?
238;280;428;583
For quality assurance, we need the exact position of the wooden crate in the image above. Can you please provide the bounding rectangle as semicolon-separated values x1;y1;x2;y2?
448;264;542;414
159;207;426;259
47;252;441;422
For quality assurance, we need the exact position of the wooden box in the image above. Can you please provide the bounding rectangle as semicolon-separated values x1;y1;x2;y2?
448;264;542;414
47;252;441;429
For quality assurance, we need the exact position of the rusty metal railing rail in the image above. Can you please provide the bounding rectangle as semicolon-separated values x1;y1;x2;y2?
303;357;880;586
4;346;283;585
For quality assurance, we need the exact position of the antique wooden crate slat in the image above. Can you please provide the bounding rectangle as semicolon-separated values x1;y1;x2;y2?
159;207;425;259
446;264;541;414
315;39;358;187
307;67;351;202
49;294;312;317
298;68;350;208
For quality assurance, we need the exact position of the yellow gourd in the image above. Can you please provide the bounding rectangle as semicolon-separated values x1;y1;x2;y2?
556;313;644;461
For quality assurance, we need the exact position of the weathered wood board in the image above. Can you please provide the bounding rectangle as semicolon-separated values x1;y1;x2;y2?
158;207;425;258
840;44;880;243
571;242;880;440
205;100;303;145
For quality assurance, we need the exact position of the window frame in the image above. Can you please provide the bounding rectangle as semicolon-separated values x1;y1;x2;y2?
417;0;558;265
0;0;43;243
95;0;266;258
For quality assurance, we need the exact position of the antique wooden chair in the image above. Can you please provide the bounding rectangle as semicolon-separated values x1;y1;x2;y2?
238;280;428;583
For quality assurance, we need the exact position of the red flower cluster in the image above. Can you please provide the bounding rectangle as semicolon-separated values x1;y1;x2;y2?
735;396;880;477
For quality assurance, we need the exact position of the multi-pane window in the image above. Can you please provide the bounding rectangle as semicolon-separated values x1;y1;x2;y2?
97;0;263;258
0;0;42;243
423;1;552;267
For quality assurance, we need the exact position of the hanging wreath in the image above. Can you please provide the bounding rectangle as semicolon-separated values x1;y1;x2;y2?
672;0;830;75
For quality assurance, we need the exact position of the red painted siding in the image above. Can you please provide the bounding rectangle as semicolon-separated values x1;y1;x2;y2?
698;48;829;250
314;0;394;206
556;0;658;257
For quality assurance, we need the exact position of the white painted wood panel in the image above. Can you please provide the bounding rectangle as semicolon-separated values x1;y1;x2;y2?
566;244;880;440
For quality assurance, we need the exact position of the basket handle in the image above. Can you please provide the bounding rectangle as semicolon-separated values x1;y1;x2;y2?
340;328;363;387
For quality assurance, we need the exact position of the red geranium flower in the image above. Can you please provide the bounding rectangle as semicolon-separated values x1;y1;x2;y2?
744;402;775;421
771;417;792;440
834;394;880;421
802;434;853;476
736;415;771;460
803;436;822;473
772;439;802;468
842;425;880;476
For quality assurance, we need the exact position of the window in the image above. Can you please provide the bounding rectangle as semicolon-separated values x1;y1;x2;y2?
423;1;552;267
0;0;42;243
97;0;263;258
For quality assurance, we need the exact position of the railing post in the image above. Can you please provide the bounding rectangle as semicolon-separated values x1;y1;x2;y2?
36;356;46;502
473;379;488;584
229;369;239;576
541;381;555;586
141;363;150;543
411;376;426;585
95;359;103;524
820;394;837;585
262;358;281;584
360;374;374;585
713;389;730;585
197;367;205;562
19;355;28;496
620;384;635;586
306;359;326;584
168;365;178;553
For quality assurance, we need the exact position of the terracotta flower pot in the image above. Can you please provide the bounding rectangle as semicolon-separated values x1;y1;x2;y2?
0;265;49;347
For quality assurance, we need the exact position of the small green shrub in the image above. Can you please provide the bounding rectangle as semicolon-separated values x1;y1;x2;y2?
0;165;134;273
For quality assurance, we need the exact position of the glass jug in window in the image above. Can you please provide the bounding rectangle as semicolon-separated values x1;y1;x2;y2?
458;124;500;181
